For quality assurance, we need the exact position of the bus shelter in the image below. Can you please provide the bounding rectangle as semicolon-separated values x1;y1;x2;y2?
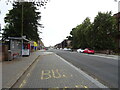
8;37;30;59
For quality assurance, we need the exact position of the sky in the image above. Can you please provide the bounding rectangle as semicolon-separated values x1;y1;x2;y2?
0;0;119;47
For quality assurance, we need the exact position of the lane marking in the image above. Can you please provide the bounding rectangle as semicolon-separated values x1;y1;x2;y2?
41;70;52;80
63;74;66;77
19;80;26;88
75;85;80;88
19;83;23;88
40;69;72;80
64;86;68;88
55;54;109;88
27;73;30;77
84;85;88;88
52;69;61;78
18;56;41;88
83;54;118;60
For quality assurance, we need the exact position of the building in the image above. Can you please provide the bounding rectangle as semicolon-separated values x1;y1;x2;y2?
55;39;72;49
113;12;120;52
37;40;45;50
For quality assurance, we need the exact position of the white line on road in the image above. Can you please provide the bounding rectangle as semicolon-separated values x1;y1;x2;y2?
84;54;118;60
75;52;119;60
55;54;109;89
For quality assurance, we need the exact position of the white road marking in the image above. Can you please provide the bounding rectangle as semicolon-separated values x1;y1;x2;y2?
55;54;109;88
71;52;118;60
83;54;118;60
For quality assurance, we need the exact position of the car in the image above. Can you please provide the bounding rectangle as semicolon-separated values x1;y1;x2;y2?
77;48;84;53
83;48;95;54
63;48;72;51
63;48;68;51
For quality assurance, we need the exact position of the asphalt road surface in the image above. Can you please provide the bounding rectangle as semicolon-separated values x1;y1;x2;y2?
49;49;118;88
13;51;108;89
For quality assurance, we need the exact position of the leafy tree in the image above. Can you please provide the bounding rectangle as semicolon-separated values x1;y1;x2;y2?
70;28;79;49
69;12;117;51
69;17;92;49
92;12;117;50
3;2;42;42
77;17;91;48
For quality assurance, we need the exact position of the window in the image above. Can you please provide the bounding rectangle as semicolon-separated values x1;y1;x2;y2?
119;23;120;31
119;39;120;48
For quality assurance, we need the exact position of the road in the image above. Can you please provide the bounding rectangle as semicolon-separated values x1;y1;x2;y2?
48;49;118;88
12;51;109;88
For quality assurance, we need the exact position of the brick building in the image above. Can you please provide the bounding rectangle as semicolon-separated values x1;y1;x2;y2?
114;12;120;52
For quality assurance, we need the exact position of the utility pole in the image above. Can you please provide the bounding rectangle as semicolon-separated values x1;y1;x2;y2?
21;3;23;37
118;1;120;51
21;3;24;56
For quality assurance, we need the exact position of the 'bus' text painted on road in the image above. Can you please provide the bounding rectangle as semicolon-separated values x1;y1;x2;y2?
40;69;72;80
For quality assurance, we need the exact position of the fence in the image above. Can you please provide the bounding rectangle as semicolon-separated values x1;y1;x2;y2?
0;45;8;61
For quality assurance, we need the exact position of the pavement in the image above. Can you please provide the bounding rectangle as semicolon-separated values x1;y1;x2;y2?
2;50;41;88
1;50;111;89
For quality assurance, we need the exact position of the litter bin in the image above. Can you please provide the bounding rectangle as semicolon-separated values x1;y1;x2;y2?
8;50;12;61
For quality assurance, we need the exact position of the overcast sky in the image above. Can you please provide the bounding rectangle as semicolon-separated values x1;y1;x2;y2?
0;0;119;47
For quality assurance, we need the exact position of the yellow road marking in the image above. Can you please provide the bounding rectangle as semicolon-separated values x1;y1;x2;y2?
63;74;66;77
64;86;68;88
19;83;23;88
19;80;26;88
40;69;74;80
75;85;79;88
23;80;26;84
27;73;30;77
41;70;51;80
84;85;88;88
52;69;61;78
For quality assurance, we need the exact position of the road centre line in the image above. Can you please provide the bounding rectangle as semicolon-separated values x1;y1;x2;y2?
55;53;109;89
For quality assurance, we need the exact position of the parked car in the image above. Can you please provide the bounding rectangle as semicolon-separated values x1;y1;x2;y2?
83;48;95;54
63;48;72;51
77;48;84;53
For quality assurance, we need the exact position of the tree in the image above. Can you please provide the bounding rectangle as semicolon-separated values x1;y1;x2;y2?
3;2;42;42
69;17;92;49
70;28;79;49
3;0;50;42
92;12;117;50
69;12;117;51
77;17;91;48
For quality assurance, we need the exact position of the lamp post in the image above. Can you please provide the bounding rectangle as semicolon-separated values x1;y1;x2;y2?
21;3;24;56
21;3;23;37
117;1;120;49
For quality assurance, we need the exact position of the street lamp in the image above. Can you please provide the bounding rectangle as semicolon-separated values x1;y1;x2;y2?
21;3;24;56
21;3;23;37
